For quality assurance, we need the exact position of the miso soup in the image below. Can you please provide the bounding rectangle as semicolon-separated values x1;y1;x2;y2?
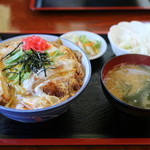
104;64;150;109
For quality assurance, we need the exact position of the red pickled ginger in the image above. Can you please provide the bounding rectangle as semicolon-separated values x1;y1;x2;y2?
22;35;50;52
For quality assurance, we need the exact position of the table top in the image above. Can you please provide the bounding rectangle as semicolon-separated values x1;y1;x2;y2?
0;0;150;149
0;0;150;34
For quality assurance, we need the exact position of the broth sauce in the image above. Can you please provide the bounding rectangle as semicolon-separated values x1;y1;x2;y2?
104;64;150;109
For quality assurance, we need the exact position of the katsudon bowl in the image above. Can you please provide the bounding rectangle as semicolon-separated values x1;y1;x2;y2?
0;34;91;123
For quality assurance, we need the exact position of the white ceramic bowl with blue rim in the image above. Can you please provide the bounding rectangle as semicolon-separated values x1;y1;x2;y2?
60;31;107;60
0;34;91;123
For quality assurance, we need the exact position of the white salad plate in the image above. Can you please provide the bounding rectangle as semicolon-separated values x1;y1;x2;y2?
60;31;107;60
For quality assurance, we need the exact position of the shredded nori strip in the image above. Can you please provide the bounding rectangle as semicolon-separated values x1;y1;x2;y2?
37;51;47;77
37;66;55;76
18;55;32;85
1;42;23;60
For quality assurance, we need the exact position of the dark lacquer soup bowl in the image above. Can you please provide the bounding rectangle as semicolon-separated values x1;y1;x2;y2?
101;54;150;118
0;34;91;123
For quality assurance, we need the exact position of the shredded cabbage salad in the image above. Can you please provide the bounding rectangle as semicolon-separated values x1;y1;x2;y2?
112;21;150;55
